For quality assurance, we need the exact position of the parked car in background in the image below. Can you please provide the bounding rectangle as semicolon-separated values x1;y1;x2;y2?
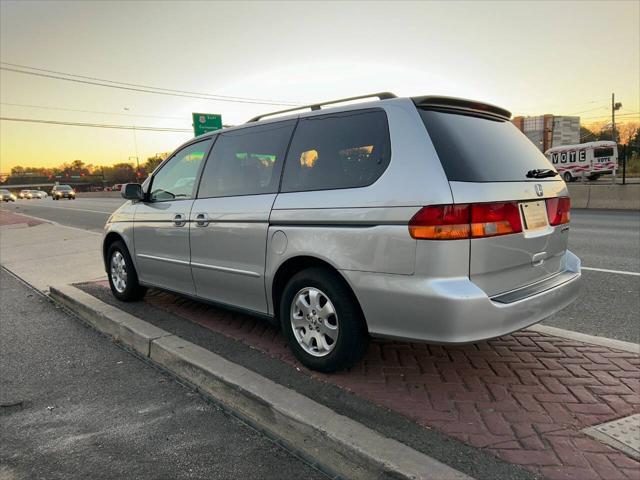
103;93;581;372
1;189;16;202
51;184;76;200
18;189;30;199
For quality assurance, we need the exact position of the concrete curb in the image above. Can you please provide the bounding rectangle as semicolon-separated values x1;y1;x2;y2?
49;284;472;480
531;324;639;354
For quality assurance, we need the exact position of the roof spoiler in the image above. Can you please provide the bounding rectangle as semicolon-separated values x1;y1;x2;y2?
247;92;397;123
412;96;511;120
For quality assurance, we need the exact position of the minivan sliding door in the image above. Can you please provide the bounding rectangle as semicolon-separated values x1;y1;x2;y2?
189;120;296;313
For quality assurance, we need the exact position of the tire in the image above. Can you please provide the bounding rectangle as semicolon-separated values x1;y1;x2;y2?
563;172;573;182
106;240;147;301
280;267;369;372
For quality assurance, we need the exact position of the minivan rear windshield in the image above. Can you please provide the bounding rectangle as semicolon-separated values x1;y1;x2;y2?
419;109;556;182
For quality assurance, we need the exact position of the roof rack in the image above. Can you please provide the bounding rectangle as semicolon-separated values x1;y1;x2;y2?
412;96;511;120
246;92;397;123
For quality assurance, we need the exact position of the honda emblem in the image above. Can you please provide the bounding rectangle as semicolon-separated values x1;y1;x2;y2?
535;184;544;197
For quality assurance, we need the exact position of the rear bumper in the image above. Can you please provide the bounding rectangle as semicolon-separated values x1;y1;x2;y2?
342;250;581;344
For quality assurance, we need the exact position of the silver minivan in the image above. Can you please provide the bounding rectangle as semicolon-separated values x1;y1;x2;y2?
103;93;581;372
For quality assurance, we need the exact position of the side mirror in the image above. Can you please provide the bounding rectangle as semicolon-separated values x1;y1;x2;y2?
121;183;143;200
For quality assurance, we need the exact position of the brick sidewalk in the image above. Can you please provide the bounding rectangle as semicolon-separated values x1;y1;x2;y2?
117;286;639;479
0;210;46;227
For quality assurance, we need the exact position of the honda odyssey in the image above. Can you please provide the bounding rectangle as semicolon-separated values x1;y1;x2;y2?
103;93;581;372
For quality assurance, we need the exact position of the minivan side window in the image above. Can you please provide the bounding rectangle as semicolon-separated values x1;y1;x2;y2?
281;109;391;193
149;139;212;202
197;120;295;198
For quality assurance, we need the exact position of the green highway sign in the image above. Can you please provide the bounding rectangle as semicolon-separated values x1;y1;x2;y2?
192;113;222;137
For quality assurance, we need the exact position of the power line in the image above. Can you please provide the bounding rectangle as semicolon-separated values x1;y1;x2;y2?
1;61;300;105
1;62;300;105
0;116;192;132
566;105;609;115
581;111;639;120
0;64;300;106
0;102;186;120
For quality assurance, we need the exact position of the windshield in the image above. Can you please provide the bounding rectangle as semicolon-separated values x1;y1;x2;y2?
57;185;72;191
0;189;9;194
419;109;557;182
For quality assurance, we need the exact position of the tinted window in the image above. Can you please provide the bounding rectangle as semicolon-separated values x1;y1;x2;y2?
198;120;295;198
281;109;390;192
419;109;555;182
57;185;72;190
594;147;614;158
150;139;211;201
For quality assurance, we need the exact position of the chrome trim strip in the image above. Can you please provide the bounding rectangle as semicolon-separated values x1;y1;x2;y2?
136;253;190;266
190;261;261;278
491;270;579;304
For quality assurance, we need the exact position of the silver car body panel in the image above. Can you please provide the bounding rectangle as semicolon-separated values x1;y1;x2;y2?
103;95;581;344
342;251;580;343
133;199;195;295
189;194;275;313
450;180;570;296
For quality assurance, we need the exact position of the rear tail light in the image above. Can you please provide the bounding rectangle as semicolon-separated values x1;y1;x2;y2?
409;201;523;240
545;197;570;226
408;204;470;240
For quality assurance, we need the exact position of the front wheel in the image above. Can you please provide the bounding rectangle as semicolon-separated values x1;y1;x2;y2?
563;172;573;182
107;240;147;301
280;267;368;372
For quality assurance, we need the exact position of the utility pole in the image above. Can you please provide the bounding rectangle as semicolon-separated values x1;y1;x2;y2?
611;93;623;184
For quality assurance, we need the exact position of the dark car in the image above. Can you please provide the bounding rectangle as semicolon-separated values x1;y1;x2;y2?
51;184;76;200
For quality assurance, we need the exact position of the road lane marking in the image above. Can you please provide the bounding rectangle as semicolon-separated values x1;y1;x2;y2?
582;266;640;277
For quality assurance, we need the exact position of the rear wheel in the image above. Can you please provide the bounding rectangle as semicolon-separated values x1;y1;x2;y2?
107;240;147;301
280;267;368;372
563;172;573;182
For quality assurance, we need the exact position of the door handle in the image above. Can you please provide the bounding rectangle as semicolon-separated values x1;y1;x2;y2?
194;213;209;227
173;214;186;227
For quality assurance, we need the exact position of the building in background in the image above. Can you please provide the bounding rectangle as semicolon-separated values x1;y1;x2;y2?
512;115;580;152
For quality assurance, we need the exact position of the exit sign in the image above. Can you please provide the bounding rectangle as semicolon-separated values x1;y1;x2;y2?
192;113;222;137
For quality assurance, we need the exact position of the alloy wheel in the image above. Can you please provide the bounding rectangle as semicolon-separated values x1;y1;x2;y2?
290;287;339;357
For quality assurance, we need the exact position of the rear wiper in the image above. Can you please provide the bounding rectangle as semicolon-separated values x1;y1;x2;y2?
526;169;558;179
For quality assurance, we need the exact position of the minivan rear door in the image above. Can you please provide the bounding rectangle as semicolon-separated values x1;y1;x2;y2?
418;106;570;297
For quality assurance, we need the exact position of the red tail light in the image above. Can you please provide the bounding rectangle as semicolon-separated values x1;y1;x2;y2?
470;202;523;237
408;204;470;240
545;197;570;226
409;201;523;240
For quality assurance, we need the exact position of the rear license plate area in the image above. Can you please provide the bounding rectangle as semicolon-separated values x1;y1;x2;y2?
520;200;549;231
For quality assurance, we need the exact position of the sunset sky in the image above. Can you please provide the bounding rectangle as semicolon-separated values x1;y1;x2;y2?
1;0;639;171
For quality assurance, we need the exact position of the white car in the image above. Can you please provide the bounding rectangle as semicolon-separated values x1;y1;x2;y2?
26;190;47;199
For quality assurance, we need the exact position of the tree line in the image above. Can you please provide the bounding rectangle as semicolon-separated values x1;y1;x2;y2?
7;154;169;185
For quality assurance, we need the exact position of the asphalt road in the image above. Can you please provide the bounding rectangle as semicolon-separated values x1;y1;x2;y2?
1;197;638;342
0;268;327;480
1;196;123;232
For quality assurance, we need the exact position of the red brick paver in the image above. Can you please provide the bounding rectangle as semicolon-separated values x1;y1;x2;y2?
0;210;45;227
138;288;639;479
